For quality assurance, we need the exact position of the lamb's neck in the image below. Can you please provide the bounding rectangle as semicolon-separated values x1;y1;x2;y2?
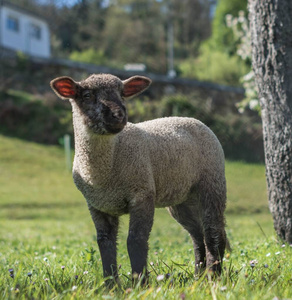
72;104;116;184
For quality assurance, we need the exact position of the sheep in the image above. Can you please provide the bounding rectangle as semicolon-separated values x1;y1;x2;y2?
50;73;227;286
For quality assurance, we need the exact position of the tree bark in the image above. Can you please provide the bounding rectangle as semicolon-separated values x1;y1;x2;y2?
248;0;292;243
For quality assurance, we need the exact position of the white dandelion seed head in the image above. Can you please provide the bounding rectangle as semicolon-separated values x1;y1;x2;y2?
157;274;164;281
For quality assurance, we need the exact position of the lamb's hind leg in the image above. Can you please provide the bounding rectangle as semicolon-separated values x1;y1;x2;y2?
200;177;227;275
168;199;206;275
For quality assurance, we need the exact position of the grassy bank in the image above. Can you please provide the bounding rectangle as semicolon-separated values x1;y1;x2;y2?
0;135;291;299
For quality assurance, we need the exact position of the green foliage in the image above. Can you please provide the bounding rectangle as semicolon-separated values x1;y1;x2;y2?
160;94;202;117
179;47;249;86
0;134;291;299
207;0;248;55
226;12;260;114
127;98;159;123
11;0;211;74
69;48;107;65
101;1;168;73
181;0;249;86
16;51;29;72
0;89;72;144
0;87;263;162
0;88;263;162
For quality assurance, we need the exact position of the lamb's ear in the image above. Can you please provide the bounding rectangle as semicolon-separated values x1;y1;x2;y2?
50;76;78;100
122;76;152;99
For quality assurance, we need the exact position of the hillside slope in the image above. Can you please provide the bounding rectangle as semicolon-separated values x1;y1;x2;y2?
0;134;268;218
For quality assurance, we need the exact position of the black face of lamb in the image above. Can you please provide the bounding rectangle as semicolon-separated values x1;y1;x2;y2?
76;88;127;135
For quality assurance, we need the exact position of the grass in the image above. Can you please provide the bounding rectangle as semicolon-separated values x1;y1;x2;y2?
0;134;291;299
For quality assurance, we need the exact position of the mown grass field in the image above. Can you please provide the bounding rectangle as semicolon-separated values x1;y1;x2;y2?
0;134;291;299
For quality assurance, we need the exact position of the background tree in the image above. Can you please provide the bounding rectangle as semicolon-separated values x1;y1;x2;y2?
172;0;211;58
102;0;167;72
249;0;292;243
179;0;249;85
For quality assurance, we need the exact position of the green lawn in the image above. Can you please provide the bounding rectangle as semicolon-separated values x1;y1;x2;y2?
0;135;291;299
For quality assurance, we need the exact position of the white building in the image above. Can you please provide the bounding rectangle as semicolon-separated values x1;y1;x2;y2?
0;1;50;58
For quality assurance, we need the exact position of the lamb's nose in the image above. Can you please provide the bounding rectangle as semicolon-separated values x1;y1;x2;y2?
112;110;124;121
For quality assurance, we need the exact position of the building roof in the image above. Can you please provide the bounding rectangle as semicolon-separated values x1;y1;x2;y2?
0;0;49;24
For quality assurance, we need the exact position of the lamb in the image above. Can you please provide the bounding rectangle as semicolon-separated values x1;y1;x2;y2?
50;73;227;285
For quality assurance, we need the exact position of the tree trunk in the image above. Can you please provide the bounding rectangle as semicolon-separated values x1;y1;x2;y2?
248;0;292;243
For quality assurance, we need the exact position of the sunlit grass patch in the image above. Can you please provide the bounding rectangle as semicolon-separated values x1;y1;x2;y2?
1;225;291;299
226;161;268;214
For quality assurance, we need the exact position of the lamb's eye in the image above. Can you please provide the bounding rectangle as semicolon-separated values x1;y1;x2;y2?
83;92;91;100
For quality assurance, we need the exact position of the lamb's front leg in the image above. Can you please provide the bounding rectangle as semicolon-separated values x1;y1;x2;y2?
88;205;119;287
127;197;154;284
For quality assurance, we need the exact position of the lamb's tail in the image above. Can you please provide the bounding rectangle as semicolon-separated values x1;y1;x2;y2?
226;237;232;252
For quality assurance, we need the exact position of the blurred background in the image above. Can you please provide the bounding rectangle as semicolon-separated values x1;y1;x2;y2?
0;0;263;163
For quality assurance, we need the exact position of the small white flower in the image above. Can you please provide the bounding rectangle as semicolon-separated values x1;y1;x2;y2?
43;257;48;262
249;99;259;110
83;271;88;275
249;259;258;268
157;274;164;281
239;10;245;18
238;107;244;114
72;285;78;291
238;16;245;23
220;286;227;291
275;251;281;255
281;244;285;248
243;71;254;82
266;253;271;257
